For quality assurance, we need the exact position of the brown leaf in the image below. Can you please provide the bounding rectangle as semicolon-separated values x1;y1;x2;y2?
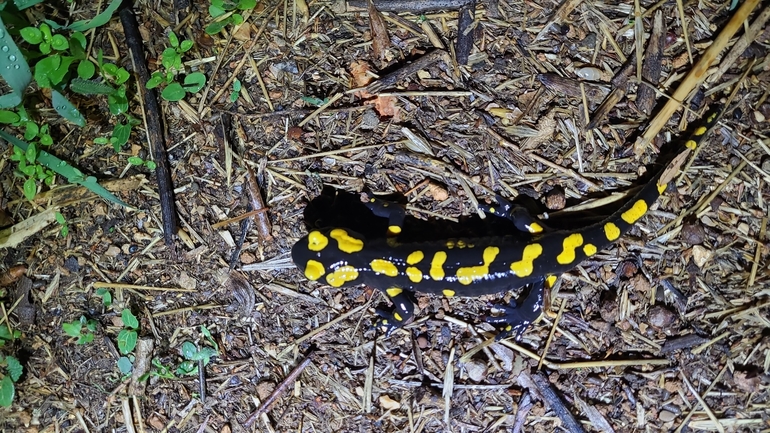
367;0;390;64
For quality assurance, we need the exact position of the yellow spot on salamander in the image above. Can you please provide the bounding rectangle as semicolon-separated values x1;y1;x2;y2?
685;139;697;150
406;267;422;283
510;244;543;277
307;231;329;252
393;312;403;322
657;183;667;194
621;200;648;224
443;289;455;297
430;251;447;280
325;266;359;287
446;240;455;249
528;222;544;233
457;240;466;248
388;225;402;235
407;251;424;265
456;246;500;285
304;260;325;280
386;287;403;298
583;243;597;256
604;222;621;241
545;275;557;288
370;259;398;277
694;126;707;136
330;229;364;253
556;233;584;265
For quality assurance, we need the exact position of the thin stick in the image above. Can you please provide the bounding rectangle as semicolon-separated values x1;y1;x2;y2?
243;353;314;427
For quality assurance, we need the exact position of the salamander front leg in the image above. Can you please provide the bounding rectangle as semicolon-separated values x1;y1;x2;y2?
364;195;406;236
486;277;546;340
375;287;415;336
479;195;547;234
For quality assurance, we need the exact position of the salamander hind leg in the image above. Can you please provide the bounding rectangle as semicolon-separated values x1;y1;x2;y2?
375;287;415;336
479;195;547;234
485;277;546;340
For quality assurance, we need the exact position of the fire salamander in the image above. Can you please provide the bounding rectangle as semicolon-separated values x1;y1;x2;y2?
291;109;721;339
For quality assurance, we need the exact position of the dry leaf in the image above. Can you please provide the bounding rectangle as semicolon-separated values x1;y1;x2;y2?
379;394;401;410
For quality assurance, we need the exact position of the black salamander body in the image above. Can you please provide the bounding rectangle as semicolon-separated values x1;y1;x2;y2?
291;110;720;338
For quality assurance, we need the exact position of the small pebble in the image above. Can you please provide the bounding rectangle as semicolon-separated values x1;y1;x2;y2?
659;410;677;422
465;360;487;382
416;334;430;349
648;306;677;329
104;245;121;257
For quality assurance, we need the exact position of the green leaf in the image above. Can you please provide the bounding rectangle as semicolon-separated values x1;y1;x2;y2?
168;32;179;48
23;177;36;200
183;72;206;93
0;131;132;208
161;47;178;70
145;161;157;170
0;376;14;407
70;78;116;95
205;20;228;35
108;86;128;116
33;54;61;89
161;82;186;101
39;41;51;55
176;360;197;376
181;341;197;359
67;0;123;32
85;319;97;332
60;225;69;237
70;32;87;50
191;347;217;364
5;356;22;382
0;111;20;124
20;27;43;44
25;142;37;163
95;288;112;307
238;0;257;9
51;34;69;51
121;309;139;329
77;61;96;79
62;320;82;337
55;211;65;224
77;333;93;344
209;4;227;18
112;123;131;148
0;326;10;341
127;156;143;166
117;329;137;354
146;73;164;89
180;40;193;53
51;90;86;127
23;122;38;140
47;56;76;86
117;356;132;374
231;14;244;25
39;133;53;146
115;68;130;85
93;137;109;145
40;23;52;40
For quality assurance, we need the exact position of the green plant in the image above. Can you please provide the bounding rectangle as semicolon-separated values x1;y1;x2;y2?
0;324;21;348
62;315;96;344
176;325;218;376
150;358;176;379
146;32;206;102
127;156;157;170
95;288;112;307
206;0;257;35
0;354;22;407
117;309;138;354
54;211;68;237
230;78;241;102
